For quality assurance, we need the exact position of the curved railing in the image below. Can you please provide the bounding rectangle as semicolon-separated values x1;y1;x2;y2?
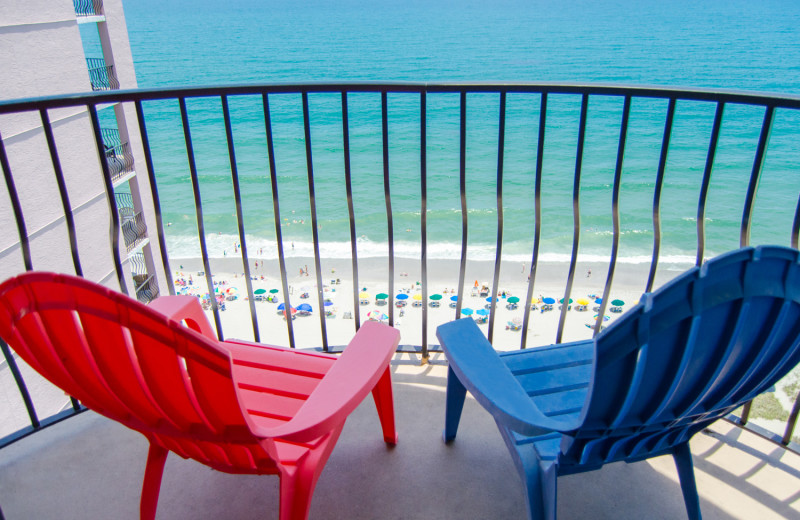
1;83;799;449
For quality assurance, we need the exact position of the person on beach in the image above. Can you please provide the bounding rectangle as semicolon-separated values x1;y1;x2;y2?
587;269;591;278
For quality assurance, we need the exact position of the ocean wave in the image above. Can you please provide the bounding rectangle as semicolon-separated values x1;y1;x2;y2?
166;233;696;266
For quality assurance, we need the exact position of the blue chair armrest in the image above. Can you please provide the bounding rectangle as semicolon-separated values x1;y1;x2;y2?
437;319;578;436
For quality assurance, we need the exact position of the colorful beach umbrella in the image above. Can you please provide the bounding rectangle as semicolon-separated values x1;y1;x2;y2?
461;308;474;316
396;293;409;300
430;294;442;300
367;310;387;320
376;293;389;300
254;288;267;295
542;297;556;305
594;314;611;321
507;296;520;304
611;299;625;306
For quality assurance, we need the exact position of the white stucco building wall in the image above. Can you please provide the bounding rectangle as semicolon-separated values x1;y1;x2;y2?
0;0;167;299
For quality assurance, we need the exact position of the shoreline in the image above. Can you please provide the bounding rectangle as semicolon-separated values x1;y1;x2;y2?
169;255;690;352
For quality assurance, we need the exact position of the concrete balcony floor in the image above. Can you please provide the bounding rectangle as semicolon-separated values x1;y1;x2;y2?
1;354;799;519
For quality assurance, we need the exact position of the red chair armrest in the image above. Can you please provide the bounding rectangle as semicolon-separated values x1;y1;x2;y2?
148;295;217;340
250;321;400;442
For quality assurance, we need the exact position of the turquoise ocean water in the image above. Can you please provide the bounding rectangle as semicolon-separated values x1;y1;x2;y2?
115;0;800;264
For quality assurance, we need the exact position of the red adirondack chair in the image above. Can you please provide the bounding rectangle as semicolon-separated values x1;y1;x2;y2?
0;272;401;520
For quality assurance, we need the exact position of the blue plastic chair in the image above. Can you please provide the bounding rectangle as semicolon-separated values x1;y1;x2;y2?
437;246;800;519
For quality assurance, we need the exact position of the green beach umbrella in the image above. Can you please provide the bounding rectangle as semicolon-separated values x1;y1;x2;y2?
269;288;279;294
611;299;625;306
254;289;267;295
507;296;520;304
376;293;389;299
560;298;573;304
430;294;442;300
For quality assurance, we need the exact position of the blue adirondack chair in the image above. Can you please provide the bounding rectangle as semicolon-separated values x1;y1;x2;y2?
437;246;800;519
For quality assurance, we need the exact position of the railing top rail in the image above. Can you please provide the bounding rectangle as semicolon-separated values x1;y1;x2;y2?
2;82;800;113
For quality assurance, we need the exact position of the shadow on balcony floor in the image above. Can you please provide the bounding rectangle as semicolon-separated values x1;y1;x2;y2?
0;354;799;519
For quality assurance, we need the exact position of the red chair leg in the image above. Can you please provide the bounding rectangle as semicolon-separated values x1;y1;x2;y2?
278;430;342;520
371;366;398;445
140;443;168;520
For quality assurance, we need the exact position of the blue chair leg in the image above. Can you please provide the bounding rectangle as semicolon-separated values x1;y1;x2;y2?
672;442;701;520
443;366;467;443
516;444;557;520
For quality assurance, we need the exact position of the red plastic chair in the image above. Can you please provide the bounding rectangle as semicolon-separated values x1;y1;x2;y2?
0;272;401;520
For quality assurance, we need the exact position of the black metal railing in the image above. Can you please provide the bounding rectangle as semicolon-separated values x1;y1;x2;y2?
86;58;119;91
120;208;147;251
73;0;103;17
1;83;799;451
134;273;159;304
102;128;135;182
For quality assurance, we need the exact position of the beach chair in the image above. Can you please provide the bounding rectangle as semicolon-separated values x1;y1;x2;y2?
437;246;800;520
0;272;401;520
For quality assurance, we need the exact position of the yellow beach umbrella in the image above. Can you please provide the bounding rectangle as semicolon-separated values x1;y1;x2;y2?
412;293;423;300
359;292;370;299
576;298;590;306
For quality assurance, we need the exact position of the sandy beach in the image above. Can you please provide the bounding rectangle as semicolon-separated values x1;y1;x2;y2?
167;254;693;354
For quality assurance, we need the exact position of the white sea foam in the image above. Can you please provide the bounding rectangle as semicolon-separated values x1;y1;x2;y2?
166;233;697;266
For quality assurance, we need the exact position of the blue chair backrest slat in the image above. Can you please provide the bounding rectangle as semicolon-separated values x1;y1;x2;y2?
563;246;800;467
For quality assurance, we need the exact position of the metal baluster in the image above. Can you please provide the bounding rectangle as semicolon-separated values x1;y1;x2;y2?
457;91;470;336
521;93;547;349
487;91;506;341
594;95;631;337
135;100;174;293
341;92;361;333
696;102;725;266
646;98;676;293
556;93;589;344
381;91;395;327
421;91;429;360
40;109;83;277
178;97;222;339
740;105;775;247
262;93;296;348
87;103;127;295
301;92;329;351
221;94;260;342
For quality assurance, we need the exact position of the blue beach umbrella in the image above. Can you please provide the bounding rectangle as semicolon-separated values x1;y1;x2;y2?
461;307;474;316
485;297;498;303
594;298;602;304
396;293;409;300
450;295;458;301
324;300;333;307
297;303;313;312
476;309;490;316
543;297;556;305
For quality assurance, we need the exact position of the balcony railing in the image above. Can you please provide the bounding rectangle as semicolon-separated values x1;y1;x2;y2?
86;58;119;91
1;83;799;452
73;0;103;17
120;207;147;251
